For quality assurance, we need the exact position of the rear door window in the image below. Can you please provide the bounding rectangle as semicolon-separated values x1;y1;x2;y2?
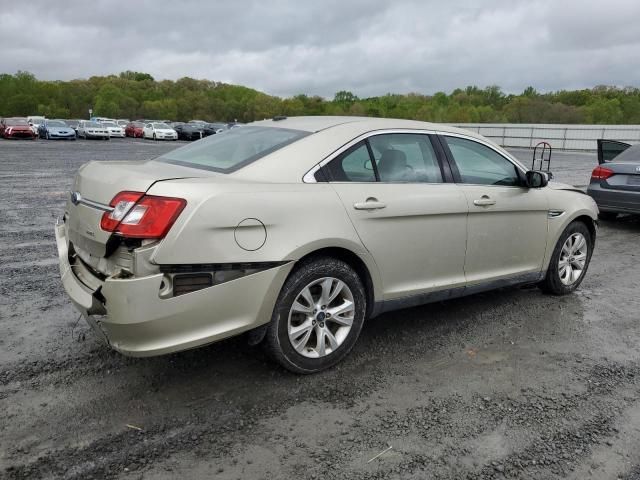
368;134;443;183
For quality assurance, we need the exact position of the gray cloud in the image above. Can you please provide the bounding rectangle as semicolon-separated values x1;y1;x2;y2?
1;0;639;97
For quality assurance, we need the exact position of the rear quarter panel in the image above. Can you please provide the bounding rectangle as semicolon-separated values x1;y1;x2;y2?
146;180;383;299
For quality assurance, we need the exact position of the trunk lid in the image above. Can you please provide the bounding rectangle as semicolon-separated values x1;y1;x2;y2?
599;162;640;192
66;160;213;264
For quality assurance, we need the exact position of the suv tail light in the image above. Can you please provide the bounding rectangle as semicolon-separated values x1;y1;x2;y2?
591;166;614;181
100;191;186;239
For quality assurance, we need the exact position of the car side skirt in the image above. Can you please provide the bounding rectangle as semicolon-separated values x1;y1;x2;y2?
372;271;545;317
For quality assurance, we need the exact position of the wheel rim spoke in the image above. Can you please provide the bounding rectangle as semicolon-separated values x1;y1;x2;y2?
291;300;313;314
300;287;315;308
289;320;313;353
315;326;326;356
324;329;339;351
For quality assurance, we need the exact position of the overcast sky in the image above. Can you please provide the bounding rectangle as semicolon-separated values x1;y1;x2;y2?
1;0;639;98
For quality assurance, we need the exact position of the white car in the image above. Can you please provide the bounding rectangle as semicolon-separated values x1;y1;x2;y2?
116;119;130;128
101;121;126;138
77;120;110;140
143;122;178;141
27;115;46;134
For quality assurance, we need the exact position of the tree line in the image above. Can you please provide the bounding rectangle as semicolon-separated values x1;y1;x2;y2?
1;71;639;124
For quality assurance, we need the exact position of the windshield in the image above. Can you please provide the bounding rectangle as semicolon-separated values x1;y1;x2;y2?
157;126;309;173
6;118;29;126
153;123;170;129
86;122;102;128
612;144;640;163
102;122;117;127
48;120;66;127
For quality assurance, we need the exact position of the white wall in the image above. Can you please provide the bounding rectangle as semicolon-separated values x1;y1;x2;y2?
449;124;640;151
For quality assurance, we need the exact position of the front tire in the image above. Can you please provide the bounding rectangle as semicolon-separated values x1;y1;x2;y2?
539;221;593;295
264;257;366;374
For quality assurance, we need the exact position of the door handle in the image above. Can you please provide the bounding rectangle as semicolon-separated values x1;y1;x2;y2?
353;198;386;210
473;195;496;207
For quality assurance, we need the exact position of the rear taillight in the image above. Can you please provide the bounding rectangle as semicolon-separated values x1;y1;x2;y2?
591;166;614;181
100;191;186;239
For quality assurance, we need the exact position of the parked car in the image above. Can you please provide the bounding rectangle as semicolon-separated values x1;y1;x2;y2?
77;120;110;140
587;139;640;219
38;119;76;140
142;122;177;140
173;122;204;141
125;121;144;138
55;116;598;373
1;117;37;139
202;122;227;137
27;115;46;134
101;121;126;138
116;119;130;128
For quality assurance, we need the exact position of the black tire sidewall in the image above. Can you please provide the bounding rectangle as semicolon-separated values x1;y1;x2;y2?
267;258;366;374
544;221;593;295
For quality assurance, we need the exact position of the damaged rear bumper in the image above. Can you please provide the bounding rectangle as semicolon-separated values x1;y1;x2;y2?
55;222;293;357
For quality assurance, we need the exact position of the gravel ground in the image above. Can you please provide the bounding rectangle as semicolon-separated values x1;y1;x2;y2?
1;138;640;480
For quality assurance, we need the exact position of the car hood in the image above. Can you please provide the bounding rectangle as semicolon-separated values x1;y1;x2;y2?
6;125;32;130
155;129;175;133
49;127;74;133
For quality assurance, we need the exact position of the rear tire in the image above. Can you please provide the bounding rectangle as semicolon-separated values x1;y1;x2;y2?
598;211;618;221
539;221;593;295
264;257;366;374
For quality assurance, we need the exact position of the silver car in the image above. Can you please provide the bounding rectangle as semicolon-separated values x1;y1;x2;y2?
56;116;598;373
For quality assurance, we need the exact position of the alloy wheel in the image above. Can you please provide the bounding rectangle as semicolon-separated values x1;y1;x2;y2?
287;277;355;358
558;232;588;286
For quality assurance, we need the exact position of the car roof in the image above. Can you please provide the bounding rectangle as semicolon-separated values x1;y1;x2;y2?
230;116;506;182
249;115;484;139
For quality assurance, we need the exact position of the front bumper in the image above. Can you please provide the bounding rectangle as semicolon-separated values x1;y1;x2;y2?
48;132;76;139
4;131;35;139
55;222;293;356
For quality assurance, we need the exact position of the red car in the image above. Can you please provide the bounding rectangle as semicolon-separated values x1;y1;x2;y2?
1;117;37;139
125;121;144;138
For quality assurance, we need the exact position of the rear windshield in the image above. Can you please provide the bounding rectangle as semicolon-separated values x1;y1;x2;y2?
157;126;309;173
612;144;640;163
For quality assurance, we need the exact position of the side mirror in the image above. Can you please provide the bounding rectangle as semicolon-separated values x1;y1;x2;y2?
526;170;549;188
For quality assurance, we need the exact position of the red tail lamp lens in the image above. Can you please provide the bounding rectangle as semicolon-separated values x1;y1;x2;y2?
100;191;186;239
